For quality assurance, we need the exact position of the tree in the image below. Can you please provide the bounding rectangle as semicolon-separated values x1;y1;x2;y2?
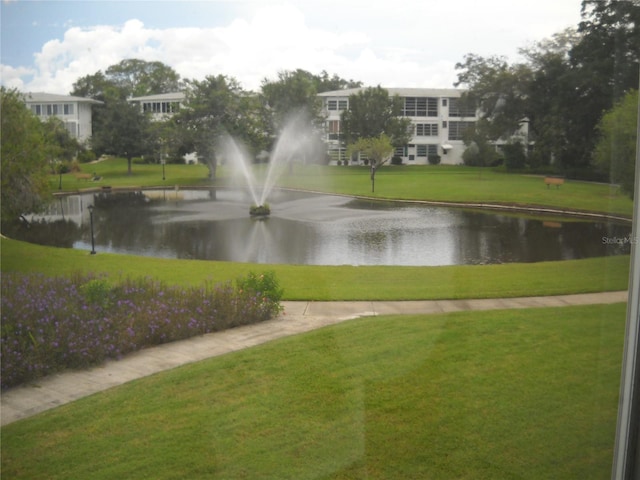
315;70;362;93
347;134;394;192
454;54;532;142
0;88;51;221
176;75;261;179
519;30;579;168
91;99;152;175
105;59;182;98
260;69;322;132
341;86;411;146
593;89;638;198
453;10;638;174
41;117;80;167
461;120;498;168
567;0;640;168
72;60;183;158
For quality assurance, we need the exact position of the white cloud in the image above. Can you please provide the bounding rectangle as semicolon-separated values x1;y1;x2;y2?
0;64;35;90
1;1;583;94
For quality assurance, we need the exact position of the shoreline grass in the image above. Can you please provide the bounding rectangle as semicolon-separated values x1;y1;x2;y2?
0;238;630;300
1;303;626;479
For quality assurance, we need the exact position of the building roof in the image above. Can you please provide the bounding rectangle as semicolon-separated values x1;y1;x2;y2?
129;92;186;102
23;92;103;104
318;87;466;98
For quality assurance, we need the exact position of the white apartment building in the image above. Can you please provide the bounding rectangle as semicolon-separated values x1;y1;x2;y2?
318;87;479;165
128;92;185;121
24;92;103;143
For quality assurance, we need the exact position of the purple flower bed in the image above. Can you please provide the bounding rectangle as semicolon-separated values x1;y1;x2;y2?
1;272;283;389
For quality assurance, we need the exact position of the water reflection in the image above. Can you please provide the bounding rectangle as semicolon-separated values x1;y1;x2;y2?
7;189;632;266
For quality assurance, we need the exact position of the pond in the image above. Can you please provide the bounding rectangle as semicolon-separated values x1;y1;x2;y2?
9;188;632;266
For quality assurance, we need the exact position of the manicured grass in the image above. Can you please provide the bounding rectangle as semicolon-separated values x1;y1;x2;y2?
0;238;630;300
53;160;634;218
277;164;634;218
53;158;212;191
1;303;626;479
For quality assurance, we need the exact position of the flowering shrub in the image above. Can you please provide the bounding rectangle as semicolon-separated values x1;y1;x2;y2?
236;271;284;320
1;272;284;389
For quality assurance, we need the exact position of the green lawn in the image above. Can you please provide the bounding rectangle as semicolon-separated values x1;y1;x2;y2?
1;303;626;479
54;160;634;218
0;238;630;300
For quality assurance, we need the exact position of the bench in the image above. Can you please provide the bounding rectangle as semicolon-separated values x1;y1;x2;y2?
74;173;102;182
544;177;564;189
74;173;93;181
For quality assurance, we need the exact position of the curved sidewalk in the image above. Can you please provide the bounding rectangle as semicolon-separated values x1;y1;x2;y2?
1;290;628;426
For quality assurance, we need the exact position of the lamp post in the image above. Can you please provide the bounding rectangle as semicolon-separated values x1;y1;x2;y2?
162;159;166;181
88;204;96;255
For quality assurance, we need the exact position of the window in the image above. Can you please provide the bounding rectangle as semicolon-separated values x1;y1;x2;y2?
63;104;74;115
394;146;405;157
338;100;348;110
328;147;346;162
327;120;341;139
417;145;438;157
46;104;53;116
31;105;42;116
403;97;437;117
448;121;475;140
442;98;448;107
416;123;438;136
327;100;337;110
449;97;476;117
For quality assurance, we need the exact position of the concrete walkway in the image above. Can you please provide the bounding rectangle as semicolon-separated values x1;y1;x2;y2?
1;291;628;426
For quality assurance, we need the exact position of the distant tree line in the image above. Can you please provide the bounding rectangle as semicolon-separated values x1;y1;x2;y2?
454;0;638;194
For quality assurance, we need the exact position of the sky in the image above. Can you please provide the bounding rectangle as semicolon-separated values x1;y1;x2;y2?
1;0;584;94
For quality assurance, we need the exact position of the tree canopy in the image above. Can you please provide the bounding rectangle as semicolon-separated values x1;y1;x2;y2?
176;75;262;179
260;69;362;134
341;86;411;147
91;99;152;174
1;88;52;221
593;89;638;197
454;0;640;175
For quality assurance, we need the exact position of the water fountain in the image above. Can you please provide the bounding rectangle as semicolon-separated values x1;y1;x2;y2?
218;111;318;216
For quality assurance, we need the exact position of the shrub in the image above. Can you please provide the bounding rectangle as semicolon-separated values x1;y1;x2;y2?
428;155;441;165
236;271;284;320
76;149;96;164
0;272;284;389
503;141;527;170
391;156;403;165
250;204;271;216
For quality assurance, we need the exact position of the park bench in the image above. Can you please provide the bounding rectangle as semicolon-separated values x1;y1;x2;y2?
74;172;102;182
544;176;564;189
74;173;92;181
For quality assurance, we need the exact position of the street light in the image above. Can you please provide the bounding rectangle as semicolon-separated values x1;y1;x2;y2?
88;204;96;255
162;159;166;181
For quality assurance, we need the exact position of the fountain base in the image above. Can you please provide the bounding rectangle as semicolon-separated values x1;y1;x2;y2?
250;204;271;217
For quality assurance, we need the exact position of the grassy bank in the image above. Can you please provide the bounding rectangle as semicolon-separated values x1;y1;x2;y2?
56;160;634;218
1;303;625;479
0;238;630;300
